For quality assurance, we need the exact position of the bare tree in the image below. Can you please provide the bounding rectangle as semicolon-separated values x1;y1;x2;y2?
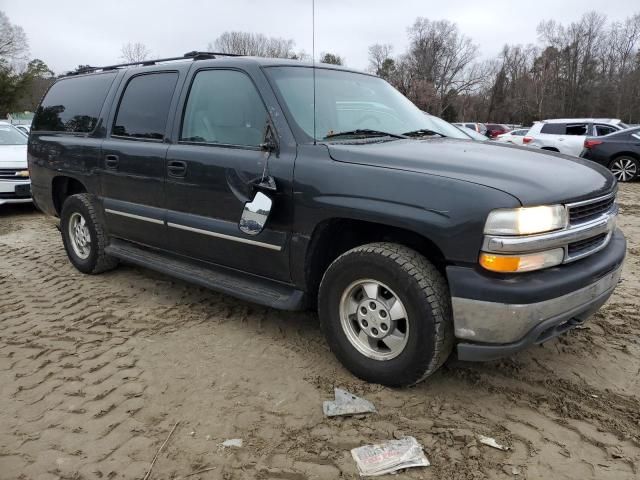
209;32;296;58
120;42;151;63
368;43;393;74
0;10;28;60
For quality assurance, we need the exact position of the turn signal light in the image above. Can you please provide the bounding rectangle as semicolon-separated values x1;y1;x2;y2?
479;248;564;273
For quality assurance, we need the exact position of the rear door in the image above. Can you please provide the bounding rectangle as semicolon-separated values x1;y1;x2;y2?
560;123;589;156
164;66;296;282
100;70;182;249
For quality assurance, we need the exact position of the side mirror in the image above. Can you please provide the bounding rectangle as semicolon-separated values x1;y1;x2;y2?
239;191;273;236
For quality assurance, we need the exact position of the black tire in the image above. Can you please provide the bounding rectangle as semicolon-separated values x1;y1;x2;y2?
60;193;118;274
318;242;453;387
609;156;638;182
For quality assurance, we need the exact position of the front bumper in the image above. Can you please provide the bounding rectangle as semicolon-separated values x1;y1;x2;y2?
0;179;32;205
448;228;626;361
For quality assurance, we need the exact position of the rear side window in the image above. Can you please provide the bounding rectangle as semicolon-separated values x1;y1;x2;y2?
32;73;116;133
540;123;566;134
180;70;268;147
113;72;179;140
565;123;588;135
594;124;617;136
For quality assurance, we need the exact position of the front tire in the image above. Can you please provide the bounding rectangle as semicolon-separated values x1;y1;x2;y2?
318;243;453;387
61;194;118;274
609;156;638;182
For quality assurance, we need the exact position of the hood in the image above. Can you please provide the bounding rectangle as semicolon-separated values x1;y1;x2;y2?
0;145;28;168
327;138;615;205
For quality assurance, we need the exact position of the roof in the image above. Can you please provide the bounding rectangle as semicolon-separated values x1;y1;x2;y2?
63;52;368;77
542;118;622;124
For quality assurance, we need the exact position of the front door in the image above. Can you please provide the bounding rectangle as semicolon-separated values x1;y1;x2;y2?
164;68;295;282
100;71;180;249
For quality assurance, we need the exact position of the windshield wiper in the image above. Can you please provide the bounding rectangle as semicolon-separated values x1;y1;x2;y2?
324;129;407;140
402;129;446;138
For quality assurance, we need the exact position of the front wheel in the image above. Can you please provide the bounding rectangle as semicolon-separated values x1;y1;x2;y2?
318;243;453;387
609;156;638;182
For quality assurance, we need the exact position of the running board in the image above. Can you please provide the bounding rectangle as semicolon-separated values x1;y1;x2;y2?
105;239;306;311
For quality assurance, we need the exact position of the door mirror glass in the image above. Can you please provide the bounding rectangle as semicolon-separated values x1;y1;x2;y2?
240;191;272;236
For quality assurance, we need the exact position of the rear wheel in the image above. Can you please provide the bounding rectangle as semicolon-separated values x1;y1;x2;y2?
609;156;638;182
61;194;118;274
318;243;453;387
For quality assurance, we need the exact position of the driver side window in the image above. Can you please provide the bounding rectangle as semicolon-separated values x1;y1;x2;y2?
181;70;268;147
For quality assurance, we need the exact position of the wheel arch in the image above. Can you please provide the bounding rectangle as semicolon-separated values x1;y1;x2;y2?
304;217;447;308
52;175;88;215
609;151;640;163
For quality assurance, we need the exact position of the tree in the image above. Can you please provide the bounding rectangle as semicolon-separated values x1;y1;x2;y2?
120;42;151;63
319;52;343;65
209;31;296;58
0;10;28;60
368;43;394;75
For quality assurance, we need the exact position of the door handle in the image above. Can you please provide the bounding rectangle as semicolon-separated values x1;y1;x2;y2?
105;154;119;169
167;160;187;178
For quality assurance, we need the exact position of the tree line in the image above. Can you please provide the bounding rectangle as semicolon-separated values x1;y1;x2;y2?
368;12;640;124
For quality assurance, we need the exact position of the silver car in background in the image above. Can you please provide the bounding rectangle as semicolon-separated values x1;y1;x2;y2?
0;122;31;205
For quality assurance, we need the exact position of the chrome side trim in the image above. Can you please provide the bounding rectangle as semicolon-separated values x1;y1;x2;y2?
104;209;165;225
452;263;623;343
483;206;617;254
167;222;282;251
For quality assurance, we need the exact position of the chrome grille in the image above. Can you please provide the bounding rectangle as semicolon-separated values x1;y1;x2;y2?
568;194;615;225
0;169;20;180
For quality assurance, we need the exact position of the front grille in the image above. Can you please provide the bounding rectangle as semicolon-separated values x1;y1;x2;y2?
568;233;607;257
0;169;20;180
569;195;615;224
0;192;30;199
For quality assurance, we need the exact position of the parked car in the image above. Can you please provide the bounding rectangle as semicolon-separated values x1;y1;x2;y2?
524;118;628;157
495;128;530;145
0;122;31;205
485;123;511;139
29;53;626;387
454;122;487;135
581;126;640;182
456;125;489;141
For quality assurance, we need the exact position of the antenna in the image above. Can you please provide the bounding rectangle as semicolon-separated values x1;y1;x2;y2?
312;0;317;145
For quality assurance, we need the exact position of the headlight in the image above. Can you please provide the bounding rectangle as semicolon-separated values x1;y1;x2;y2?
484;205;568;236
479;248;564;273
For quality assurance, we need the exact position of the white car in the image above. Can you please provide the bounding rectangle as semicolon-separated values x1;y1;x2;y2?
523;118;628;157
495;128;529;145
0;122;31;205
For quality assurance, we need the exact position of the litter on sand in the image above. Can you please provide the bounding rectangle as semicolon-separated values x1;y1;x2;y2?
323;387;376;417
350;436;430;477
478;435;509;451
220;438;243;448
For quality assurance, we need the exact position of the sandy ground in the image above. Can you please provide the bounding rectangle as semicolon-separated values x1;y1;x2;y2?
0;184;639;480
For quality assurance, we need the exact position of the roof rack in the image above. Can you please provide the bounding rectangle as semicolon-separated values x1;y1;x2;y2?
66;51;243;76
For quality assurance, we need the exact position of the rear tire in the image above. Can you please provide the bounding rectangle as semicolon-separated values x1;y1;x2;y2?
318;242;453;387
609;156;638;182
61;194;118;274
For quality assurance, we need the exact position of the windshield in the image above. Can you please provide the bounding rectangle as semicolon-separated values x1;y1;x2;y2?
266;66;468;141
0;125;28;145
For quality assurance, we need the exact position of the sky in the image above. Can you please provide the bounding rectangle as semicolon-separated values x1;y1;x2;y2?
3;0;639;74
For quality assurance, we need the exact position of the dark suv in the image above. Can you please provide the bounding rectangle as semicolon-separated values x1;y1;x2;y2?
28;53;626;387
